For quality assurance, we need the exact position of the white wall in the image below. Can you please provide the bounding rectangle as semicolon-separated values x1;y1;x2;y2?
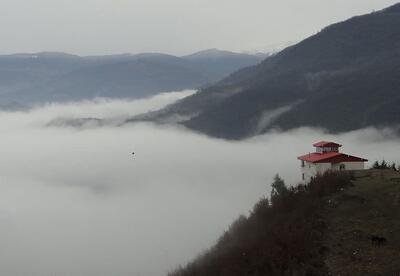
332;162;365;171
300;161;365;182
301;161;332;183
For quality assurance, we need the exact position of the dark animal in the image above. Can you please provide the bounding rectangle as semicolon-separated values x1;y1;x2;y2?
370;235;387;246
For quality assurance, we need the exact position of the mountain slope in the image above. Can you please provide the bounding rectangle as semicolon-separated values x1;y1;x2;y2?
0;52;84;94
0;50;264;107
148;3;400;139
182;49;267;80
13;55;215;104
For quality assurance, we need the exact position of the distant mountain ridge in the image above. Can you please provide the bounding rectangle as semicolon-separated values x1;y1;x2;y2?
0;49;265;108
141;3;400;139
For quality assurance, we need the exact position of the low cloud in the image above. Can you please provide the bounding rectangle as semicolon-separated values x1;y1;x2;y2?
0;91;398;276
254;101;302;134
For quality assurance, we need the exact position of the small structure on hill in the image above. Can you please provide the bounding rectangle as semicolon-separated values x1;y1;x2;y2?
298;141;368;182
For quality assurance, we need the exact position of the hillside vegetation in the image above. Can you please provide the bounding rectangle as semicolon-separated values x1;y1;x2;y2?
169;170;400;276
147;3;400;139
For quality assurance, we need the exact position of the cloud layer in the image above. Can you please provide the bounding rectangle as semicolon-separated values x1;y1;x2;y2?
0;91;398;276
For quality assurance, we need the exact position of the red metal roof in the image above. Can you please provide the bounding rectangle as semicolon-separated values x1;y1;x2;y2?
313;141;342;148
297;152;368;163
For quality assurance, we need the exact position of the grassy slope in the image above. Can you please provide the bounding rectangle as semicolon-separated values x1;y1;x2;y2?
323;171;400;275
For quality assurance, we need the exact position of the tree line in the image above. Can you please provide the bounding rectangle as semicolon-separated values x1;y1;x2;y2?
371;160;399;171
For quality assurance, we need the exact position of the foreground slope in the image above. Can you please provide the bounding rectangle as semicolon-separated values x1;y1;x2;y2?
150;3;400;139
169;170;400;276
324;170;400;275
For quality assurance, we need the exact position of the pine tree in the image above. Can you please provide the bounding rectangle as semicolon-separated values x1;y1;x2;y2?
270;174;288;198
372;160;380;169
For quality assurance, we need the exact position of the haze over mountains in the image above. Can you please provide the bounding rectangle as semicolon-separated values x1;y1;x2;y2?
141;3;400;139
2;3;400;140
0;49;265;109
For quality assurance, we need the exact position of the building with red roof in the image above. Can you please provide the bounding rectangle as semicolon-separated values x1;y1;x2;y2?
298;141;368;182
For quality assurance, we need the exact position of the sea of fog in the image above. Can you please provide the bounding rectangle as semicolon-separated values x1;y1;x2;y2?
0;90;399;276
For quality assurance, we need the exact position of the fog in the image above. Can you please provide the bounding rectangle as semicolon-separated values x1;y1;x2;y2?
0;91;399;276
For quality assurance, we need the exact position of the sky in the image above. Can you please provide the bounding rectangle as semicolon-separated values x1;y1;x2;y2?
0;91;399;276
0;0;398;55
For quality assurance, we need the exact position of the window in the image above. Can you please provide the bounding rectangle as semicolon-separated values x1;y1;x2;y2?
318;147;339;153
323;147;332;152
301;160;305;167
339;164;346;170
302;173;305;180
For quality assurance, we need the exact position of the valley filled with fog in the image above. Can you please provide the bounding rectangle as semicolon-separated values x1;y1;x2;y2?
0;90;399;276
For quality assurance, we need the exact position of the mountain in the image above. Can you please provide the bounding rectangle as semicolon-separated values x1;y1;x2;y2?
169;170;400;276
144;3;400;139
0;50;265;107
0;52;84;94
11;54;215;104
182;49;267;79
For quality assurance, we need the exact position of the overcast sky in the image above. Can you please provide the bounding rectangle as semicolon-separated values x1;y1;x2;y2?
0;0;398;55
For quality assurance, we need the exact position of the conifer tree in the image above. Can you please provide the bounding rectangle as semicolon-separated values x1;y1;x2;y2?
270;174;288;198
372;160;380;169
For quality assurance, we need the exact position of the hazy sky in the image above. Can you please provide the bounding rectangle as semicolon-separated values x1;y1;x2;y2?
0;0;398;55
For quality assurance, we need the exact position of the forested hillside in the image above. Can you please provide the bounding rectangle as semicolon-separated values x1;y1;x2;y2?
145;3;400;139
